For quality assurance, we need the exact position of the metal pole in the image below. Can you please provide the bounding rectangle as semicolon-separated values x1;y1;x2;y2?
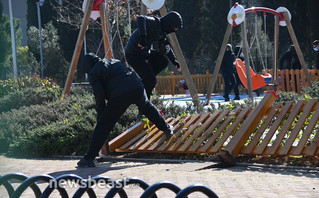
8;0;17;79
36;2;44;79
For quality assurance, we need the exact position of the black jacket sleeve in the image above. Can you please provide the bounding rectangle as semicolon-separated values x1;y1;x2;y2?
159;36;178;65
137;16;147;36
89;72;106;116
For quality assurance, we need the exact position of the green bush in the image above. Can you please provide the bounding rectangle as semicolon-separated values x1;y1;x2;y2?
0;87;60;113
302;81;319;99
0;75;60;98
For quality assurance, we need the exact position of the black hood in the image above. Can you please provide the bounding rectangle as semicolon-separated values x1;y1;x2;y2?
160;11;183;34
81;53;101;73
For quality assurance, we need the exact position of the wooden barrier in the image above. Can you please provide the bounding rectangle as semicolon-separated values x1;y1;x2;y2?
156;69;319;95
109;93;319;157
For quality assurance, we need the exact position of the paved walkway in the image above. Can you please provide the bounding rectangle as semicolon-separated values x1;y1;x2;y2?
0;155;319;197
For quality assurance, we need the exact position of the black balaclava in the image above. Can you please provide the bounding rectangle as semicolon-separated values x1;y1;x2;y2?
225;44;232;53
81;53;101;73
289;45;296;54
160;11;183;34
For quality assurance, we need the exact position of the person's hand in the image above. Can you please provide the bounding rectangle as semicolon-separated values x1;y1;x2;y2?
174;60;181;71
176;66;182;72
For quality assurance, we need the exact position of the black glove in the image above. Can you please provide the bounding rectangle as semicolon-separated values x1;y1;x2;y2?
139;35;147;48
173;60;180;69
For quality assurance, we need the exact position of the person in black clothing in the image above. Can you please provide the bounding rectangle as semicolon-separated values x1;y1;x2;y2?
221;44;240;101
279;45;301;71
125;11;183;100
77;53;173;167
313;40;319;69
279;45;301;91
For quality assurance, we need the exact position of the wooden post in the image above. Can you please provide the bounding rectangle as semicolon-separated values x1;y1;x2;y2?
205;24;233;105
272;16;280;88
225;91;277;156
283;12;312;87
159;6;199;102
63;0;95;96
171;72;175;96
241;21;254;102
99;3;112;58
140;2;147;15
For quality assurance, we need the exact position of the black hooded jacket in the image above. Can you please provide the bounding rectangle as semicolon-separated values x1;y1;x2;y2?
81;53;143;114
125;12;182;64
279;46;301;70
221;50;236;74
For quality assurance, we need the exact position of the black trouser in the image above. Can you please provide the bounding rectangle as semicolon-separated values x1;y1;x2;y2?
222;72;239;98
84;87;170;160
126;51;169;99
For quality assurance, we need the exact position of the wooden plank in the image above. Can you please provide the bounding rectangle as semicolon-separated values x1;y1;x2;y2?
168;113;210;152
224;92;277;156
159;6;199;101
109;121;145;151
187;111;225;152
290;69;296;92
157;115;193;152
285;69;290;92
295;70;301;94
265;100;305;155
177;112;221;152
283;12;312;87
291;102;319;155
279;99;317;155
208;107;251;154
193;110;231;153
134;118;174;151
99;3;112;58
63;0;95;96
205;24;233;105
243;103;281;154
147;117;183;151
253;102;293;155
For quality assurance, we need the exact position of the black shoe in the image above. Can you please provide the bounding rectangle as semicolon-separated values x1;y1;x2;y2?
224;98;230;101
77;158;95;168
234;95;240;100
164;125;174;139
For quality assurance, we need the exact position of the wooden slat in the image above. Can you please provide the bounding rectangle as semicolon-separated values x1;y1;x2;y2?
225;92;277;156
253;102;293;155
243;103;281;154
147;117;183;151
156;115;192;152
137;119;175;151
194;110;231;153
168;113;211;152
265;100;305;155
285;69;290;92
177;112;221;152
208;107;251;153
109;121;145;151
295;70;301;93
291;102;319;155
279;99;317;155
187;111;225;152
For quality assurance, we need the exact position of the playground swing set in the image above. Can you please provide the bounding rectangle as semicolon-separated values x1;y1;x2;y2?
63;1;318;164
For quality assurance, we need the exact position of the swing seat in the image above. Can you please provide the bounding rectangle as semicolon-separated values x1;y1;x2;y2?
235;58;272;90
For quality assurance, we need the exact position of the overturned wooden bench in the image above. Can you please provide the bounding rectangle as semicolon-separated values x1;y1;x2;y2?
109;91;319;158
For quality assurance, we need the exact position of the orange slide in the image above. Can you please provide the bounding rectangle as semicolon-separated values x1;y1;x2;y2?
235;58;272;90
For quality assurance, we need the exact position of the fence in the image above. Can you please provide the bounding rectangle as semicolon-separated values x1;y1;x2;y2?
155;69;319;95
0;173;218;198
109;92;319;157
